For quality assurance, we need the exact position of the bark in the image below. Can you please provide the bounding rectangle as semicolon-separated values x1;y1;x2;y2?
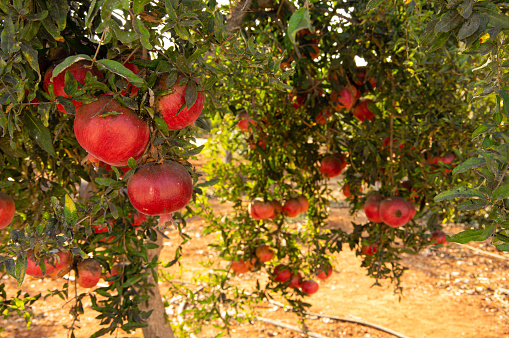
139;233;175;338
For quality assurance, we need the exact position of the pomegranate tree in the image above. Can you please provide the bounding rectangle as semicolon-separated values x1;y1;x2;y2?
0;191;15;229
44;60;103;114
76;258;102;288
156;76;205;130
127;161;194;217
74;95;150;167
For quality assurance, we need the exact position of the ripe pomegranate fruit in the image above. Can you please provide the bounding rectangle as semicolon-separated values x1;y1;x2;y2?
379;196;412;227
44;60;103;114
296;195;309;213
361;243;379;255
127;161;193;217
0;192;15;229
282;198;301;217
352;99;375;122
237;111;256;131
231;259;252;274
343;184;362;198
316;108;331;125
301;280;319;295
354;67;377;89
156;75;205;130
431;230;447;245
76;258;102;288
46;251;72;279
331;85;359;111
104;265;121;285
255;245;275;263
316;264;333;280
273;264;292;283
290;272;303;288
248;199;275;220
92;221;115;243
26;250;71;278
268;200;283;219
364;194;383;223
74;95;150;167
320;154;347;178
289;89;306;109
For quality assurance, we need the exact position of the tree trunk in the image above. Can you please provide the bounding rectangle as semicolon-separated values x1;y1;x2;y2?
139;233;175;338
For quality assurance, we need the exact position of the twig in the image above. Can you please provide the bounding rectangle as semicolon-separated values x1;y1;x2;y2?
267;299;411;338
255;316;328;338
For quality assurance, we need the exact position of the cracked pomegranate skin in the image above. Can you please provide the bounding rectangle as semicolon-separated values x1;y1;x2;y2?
127;162;193;215
74;96;150;167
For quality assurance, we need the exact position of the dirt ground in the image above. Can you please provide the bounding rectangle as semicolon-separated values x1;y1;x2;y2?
1;181;509;337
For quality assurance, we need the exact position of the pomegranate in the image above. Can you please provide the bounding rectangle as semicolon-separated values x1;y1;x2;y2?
379;196;412;227
44;60;103;114
364;193;383;223
237;111;256;131
76;258;102;288
92;221;115;243
352;99;375;122
301;280;319;295
0;192;15;229
320;154;347;178
316;264;333;280
74;95;150;167
156;76;205;130
268;200;283;219
296;195;309;213
282;198;301;217
120;57;144;97
231;259;252;274
354;67;377;89
273;264;292;283
289;89;306;109
382;137;405;150
361;243;379;255
26;250;71;278
127;161;193;216
248;199;275;220
431;230;447;245
316;108;331;125
290;272;302;288
255;245;275;263
104;265;121;285
47;251;73;279
331;85;359;111
132;212;147;226
343;184;362;198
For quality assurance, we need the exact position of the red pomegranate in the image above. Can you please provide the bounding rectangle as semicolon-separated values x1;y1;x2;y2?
282;198;301;217
156;76;205;130
74;96;150;167
296;195;309;213
352;99;375;122
0;192;15;229
290;272;303;288
382;137;405;150
237;111;256;131
231;259;252;274
316;108;331;125
44;60;103;114
343;184;363;198
127;161;193;216
46;251;73;279
431;230;447;245
273;264;292;283
104;264;121;285
120;57;144;97
301;280;319;295
379;196;412;227
361;243;379;255
268;200;283;219
26;250;71;278
354;67;377;89
248;199;275;220
255;245;275;262
331;85;359;111
320;154;347;178
76;258;102;288
364;193;383;223
92;221;115;243
316;264;333;280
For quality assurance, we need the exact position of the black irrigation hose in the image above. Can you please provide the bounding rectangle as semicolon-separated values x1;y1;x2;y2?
268;300;411;338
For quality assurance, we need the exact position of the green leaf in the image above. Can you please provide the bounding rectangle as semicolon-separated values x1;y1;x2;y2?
70;247;88;259
52;55;92;78
452;157;486;174
472;124;496;138
95;178;117;186
165;0;178;21
185;80;198;109
133;18;153;50
428;31;452;52
154;116;169;136
128;157;136;169
435;11;463;34
64;70;78;96
446;228;488;244
20;43;40;80
96;59;144;87
183;144;205;156
458;14;480;40
498;89;509;116
457;199;488;210
1;16;18;55
434;187;486;201
108;202;118;219
23;113;56;157
420;19;439;47
64;194;78;226
15;252;27;286
196;178;220;188
492;183;509;200
487;13;509;29
287;8;312;44
174;24;190;41
457;0;474;19
366;0;385;12
47;0;69;31
133;0;151;14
